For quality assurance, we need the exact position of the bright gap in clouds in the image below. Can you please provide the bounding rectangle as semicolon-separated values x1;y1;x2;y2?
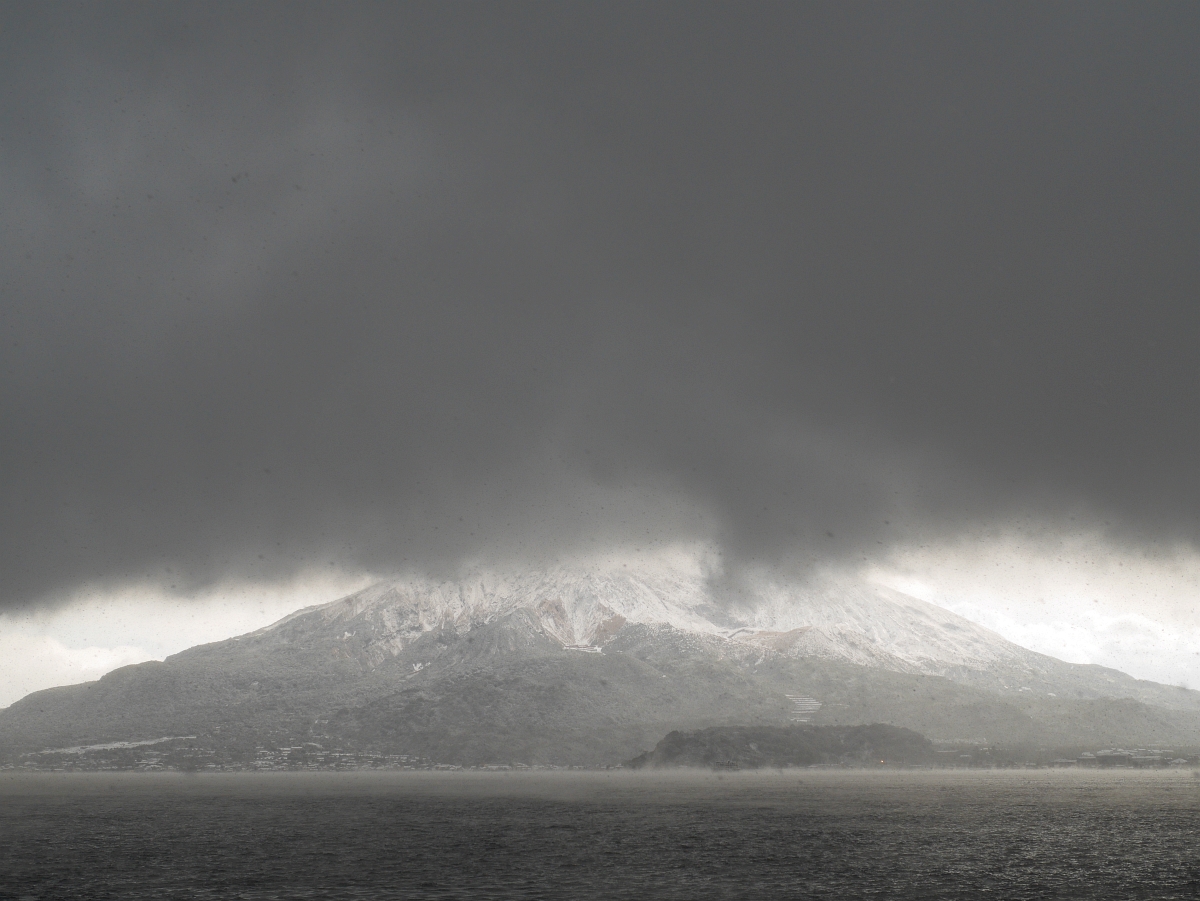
867;532;1200;690
0;572;374;708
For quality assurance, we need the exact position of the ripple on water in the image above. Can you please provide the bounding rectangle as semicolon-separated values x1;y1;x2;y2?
0;770;1198;900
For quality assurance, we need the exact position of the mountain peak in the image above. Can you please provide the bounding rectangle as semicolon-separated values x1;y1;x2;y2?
256;565;1026;677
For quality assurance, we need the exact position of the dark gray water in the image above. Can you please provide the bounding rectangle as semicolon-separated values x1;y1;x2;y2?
1;770;1198;900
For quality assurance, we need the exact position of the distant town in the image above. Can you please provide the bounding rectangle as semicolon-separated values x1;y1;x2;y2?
2;736;1196;773
931;744;1194;769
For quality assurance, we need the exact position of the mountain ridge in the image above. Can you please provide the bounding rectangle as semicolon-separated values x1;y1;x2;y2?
203;568;1200;710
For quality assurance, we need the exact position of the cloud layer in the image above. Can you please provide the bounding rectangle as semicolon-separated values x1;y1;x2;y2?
2;4;1198;610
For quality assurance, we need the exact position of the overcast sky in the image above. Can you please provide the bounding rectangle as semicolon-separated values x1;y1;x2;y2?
2;3;1199;700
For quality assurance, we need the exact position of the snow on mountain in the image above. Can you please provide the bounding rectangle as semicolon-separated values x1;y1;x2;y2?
740;578;1029;673
260;564;1030;677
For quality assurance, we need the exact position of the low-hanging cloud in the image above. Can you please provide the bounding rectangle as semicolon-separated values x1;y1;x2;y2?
2;4;1199;610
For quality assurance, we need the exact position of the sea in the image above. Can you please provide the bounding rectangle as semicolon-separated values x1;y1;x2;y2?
1;769;1197;900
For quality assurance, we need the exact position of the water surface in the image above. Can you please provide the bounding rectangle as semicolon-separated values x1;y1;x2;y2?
1;770;1197;899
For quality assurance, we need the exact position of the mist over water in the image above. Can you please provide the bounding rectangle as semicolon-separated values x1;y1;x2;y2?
3;771;1198;900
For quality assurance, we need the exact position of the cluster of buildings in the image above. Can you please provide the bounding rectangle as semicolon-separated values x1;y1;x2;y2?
1053;749;1192;768
2;743;606;772
6;746;217;772
929;744;1196;769
786;695;823;722
246;749;597;772
250;745;434;771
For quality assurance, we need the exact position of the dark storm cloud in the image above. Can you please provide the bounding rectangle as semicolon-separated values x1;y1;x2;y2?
2;3;1198;608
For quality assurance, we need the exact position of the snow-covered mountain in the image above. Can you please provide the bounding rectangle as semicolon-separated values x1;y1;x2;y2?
6;562;1200;765
250;563;1200;710
261;566;1038;678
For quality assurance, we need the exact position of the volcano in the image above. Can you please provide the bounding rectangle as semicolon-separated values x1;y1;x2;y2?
4;566;1199;766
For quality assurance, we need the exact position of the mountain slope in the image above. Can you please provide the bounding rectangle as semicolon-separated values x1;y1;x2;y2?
230;568;1200;709
3;566;1199;765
